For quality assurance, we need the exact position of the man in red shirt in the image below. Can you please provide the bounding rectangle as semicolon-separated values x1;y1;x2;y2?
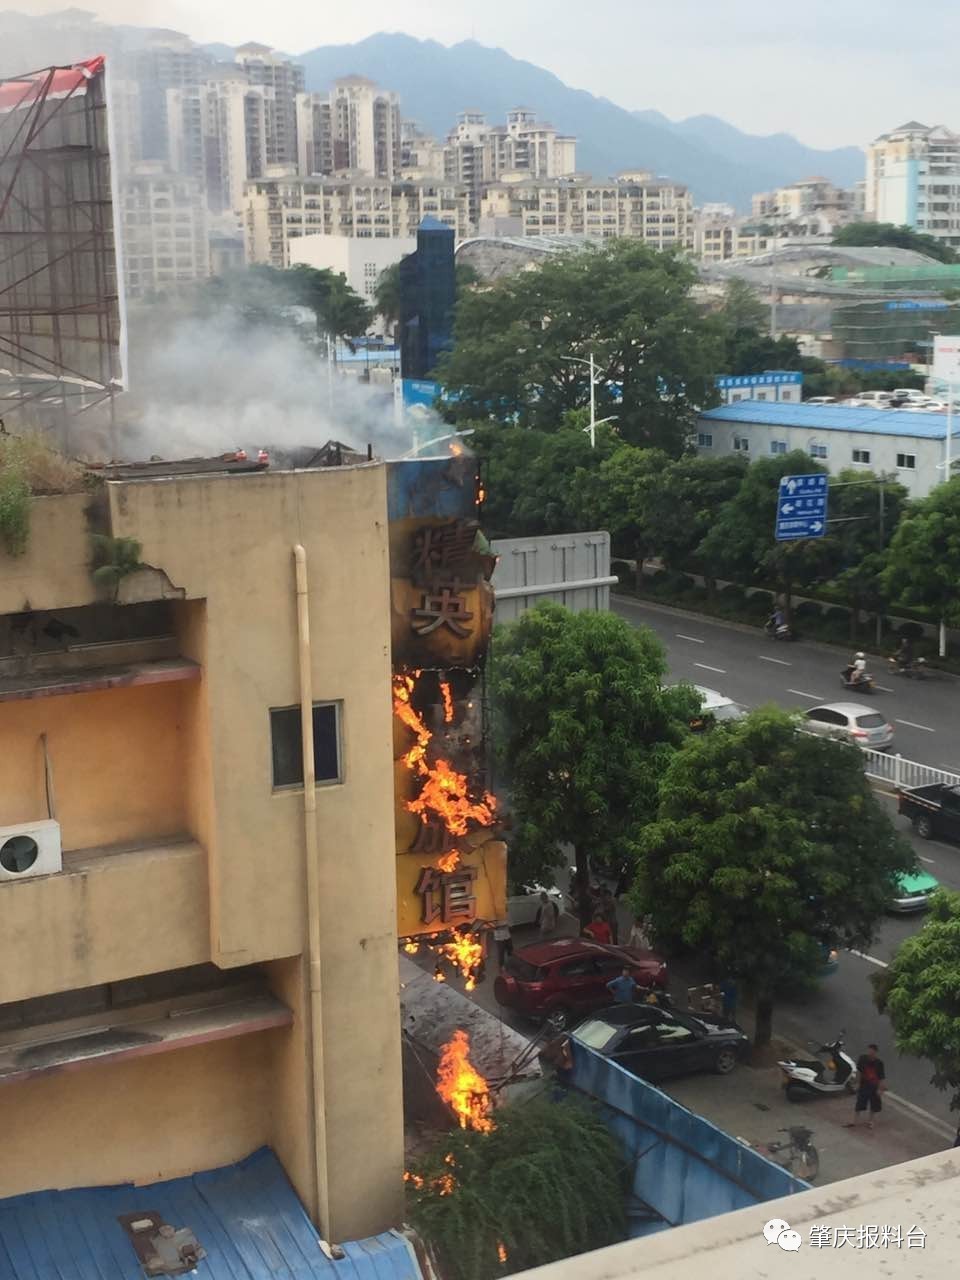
583;911;612;945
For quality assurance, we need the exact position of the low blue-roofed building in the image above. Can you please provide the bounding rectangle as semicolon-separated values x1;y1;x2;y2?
0;1147;423;1280
697;401;953;496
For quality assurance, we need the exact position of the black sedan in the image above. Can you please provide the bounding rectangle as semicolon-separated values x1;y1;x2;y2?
571;1003;750;1081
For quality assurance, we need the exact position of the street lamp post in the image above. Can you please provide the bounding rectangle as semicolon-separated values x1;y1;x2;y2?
560;351;617;448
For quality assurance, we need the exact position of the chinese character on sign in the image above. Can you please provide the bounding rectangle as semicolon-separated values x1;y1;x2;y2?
414;865;479;925
411;520;477;585
412;578;474;637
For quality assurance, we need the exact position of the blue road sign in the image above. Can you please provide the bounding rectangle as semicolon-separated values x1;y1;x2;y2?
775;473;828;541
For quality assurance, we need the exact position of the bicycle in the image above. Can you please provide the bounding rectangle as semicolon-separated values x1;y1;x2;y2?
754;1125;819;1182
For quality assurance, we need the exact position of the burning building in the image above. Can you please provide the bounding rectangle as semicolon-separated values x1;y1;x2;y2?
388;455;506;971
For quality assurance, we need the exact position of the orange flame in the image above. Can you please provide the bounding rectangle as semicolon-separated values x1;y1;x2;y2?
440;932;483;991
437;850;460;873
437;1029;495;1132
440;680;455;723
403;1169;456;1195
497;1242;508;1264
403;940;420;954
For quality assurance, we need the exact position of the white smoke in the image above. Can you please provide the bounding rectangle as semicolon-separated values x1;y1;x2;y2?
117;312;445;463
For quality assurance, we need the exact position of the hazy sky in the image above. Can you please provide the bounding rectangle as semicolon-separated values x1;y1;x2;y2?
17;0;960;148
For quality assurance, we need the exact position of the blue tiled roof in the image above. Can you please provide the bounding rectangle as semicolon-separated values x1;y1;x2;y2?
701;400;950;439
0;1147;421;1280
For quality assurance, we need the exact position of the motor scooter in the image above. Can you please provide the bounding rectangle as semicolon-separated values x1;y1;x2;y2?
888;655;926;679
840;668;875;693
764;616;795;641
778;1035;857;1102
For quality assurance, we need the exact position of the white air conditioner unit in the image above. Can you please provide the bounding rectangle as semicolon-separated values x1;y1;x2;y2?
0;819;62;882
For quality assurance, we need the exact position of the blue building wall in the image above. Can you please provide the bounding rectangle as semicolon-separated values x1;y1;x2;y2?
567;1042;807;1238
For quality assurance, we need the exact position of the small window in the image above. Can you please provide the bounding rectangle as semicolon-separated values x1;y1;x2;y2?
897;453;916;470
770;440;787;455
756;391;768;401
697;432;713;448
733;436;749;452
809;443;828;459
856;713;887;729
270;702;342;788
852;448;871;464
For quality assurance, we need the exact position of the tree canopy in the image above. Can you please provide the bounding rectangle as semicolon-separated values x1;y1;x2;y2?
873;889;960;1112
697;451;836;612
437;241;723;455
491;603;697;920
199;263;371;338
631;707;916;1045
882;477;960;626
833;221;958;264
406;1097;626;1280
374;259;480;331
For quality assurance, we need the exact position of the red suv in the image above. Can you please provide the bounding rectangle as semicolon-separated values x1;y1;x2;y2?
494;937;667;1031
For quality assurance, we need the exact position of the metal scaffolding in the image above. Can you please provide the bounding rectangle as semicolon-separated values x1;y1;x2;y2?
0;56;122;445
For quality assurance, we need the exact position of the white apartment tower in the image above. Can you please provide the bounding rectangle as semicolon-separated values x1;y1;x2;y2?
296;78;402;178
134;29;212;165
866;122;960;248
119;163;210;297
204;72;271;214
235;43;305;168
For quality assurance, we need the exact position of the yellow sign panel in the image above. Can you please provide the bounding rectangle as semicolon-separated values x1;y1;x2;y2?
396;840;507;939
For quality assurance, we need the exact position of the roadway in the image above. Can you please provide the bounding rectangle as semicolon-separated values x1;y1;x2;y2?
613;594;960;1131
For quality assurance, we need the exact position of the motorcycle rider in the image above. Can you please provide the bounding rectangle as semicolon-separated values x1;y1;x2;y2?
843;652;868;686
894;635;914;670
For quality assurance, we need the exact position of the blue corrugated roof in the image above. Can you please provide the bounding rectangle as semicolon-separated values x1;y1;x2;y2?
701;400;950;439
0;1148;421;1280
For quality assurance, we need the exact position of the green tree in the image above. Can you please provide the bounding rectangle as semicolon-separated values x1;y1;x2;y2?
569;444;671;579
198;264;371;339
698;450;837;617
437;241;723;454
470;420;617;538
632;707;916;1046
406;1097;626;1280
873;889;960;1112
882;477;960;625
491;603;698;934
718;277;768;333
833;221;958;264
648;454;750;580
828;469;908;639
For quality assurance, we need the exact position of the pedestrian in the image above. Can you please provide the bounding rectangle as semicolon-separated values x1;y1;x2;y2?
628;915;649;950
493;919;512;969
584;911;612;945
846;1043;886;1130
536;891;559;939
600;886;619;945
606;965;638;1004
719;976;738;1023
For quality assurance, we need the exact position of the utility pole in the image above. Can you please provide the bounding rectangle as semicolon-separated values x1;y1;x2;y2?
589;352;597;449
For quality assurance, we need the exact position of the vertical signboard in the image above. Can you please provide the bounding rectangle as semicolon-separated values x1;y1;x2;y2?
388;457;505;938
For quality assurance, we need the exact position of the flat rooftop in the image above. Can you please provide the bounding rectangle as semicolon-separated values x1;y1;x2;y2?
701;401;951;439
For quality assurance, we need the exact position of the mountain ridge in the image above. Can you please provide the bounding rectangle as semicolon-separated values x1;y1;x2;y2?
297;34;863;208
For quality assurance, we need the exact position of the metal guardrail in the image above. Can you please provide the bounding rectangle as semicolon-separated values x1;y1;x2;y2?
862;750;960;791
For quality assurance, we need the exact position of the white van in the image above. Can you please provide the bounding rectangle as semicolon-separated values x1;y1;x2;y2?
858;391;894;405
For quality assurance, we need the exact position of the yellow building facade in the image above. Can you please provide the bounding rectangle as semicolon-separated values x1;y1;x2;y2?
0;462;404;1242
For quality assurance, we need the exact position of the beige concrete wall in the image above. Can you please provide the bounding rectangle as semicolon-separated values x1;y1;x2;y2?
0;494;95;615
107;464;404;1239
0;840;209;1004
0;1032;274;1197
0;682;190;852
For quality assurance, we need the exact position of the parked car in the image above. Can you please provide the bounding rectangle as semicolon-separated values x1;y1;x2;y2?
858;391;895;405
892;388;929;402
571;1003;750;1081
494;937;667;1031
688;684;748;729
898;782;960;841
801;702;894;751
507;883;573;929
804;396;836;405
889;869;941;913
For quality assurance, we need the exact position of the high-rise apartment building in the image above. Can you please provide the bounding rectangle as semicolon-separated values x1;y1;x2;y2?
400;119;446;180
296;78;401;179
751;177;855;232
119;163;210;297
235;43;305;169
203;71;271;214
133;29;213;165
478;171;693;249
242;175;471;268
866;122;960;248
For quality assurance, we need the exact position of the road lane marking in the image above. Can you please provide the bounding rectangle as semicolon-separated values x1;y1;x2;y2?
848;949;888;968
676;633;705;644
876;685;894;693
919;855;936;865
787;689;822;700
895;719;935;732
759;655;791;666
693;662;726;674
882;1090;955;1140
